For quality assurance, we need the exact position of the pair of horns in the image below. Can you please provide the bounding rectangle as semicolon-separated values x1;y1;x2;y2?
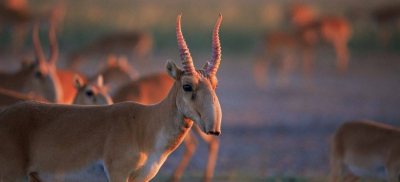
33;21;58;65
177;13;222;76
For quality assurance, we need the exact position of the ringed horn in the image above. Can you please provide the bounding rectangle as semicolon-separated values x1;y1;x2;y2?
176;13;222;75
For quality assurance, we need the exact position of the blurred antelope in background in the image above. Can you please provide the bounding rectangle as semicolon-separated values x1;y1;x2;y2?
33;19;88;104
0;23;64;103
90;54;139;97
254;4;352;89
72;74;113;105
330;120;400;182
0;14;223;182
68;31;153;74
254;31;300;88
0;0;65;54
372;4;400;47
290;4;352;73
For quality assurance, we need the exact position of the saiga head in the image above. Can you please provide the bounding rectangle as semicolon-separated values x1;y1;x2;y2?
73;74;113;105
166;14;222;136
22;22;63;103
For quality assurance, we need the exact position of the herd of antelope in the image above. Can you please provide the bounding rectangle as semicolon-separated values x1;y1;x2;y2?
0;1;400;182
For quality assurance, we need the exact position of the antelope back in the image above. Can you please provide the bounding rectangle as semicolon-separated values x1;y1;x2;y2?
96;55;139;96
112;72;173;104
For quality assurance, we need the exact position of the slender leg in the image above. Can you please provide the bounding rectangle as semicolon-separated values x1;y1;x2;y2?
386;162;400;182
168;130;198;182
333;38;350;73
195;126;220;182
278;49;295;87
253;58;269;89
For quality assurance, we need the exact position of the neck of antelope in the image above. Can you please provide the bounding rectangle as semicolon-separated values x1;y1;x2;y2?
127;82;192;180
148;82;193;153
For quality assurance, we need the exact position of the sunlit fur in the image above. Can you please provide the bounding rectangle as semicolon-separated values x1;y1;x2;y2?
330;120;400;182
73;75;113;105
112;72;173;104
111;65;220;182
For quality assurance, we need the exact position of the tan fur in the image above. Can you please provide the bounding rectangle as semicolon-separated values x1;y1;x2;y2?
73;75;113;105
91;55;139;97
0;14;223;182
0;57;63;104
112;69;219;182
330;120;400;182
112;72;173;104
0;87;48;111
56;70;87;104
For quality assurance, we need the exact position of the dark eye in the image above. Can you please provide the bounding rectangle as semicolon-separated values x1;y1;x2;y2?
35;71;42;78
86;90;94;97
183;84;193;92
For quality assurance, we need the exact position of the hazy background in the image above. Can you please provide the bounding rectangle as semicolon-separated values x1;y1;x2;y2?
1;0;400;181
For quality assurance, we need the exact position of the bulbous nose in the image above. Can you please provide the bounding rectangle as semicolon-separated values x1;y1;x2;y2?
207;131;221;136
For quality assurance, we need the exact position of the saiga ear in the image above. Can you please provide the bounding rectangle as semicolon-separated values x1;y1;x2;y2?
202;61;210;70
97;75;104;88
166;60;183;80
73;74;85;89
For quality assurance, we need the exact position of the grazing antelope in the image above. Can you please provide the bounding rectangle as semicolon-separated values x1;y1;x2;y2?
0;23;63;103
91;54;139;97
0;13;223;182
290;4;352;73
330;120;400;182
73;74;113;105
68;31;153;72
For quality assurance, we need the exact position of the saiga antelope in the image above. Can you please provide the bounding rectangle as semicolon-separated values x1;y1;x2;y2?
112;71;219;182
0;13;223;182
73;74;113;105
330;120;400;182
253;31;300;88
33;20;88;104
0;23;63;103
290;4;352;73
90;55;139;97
